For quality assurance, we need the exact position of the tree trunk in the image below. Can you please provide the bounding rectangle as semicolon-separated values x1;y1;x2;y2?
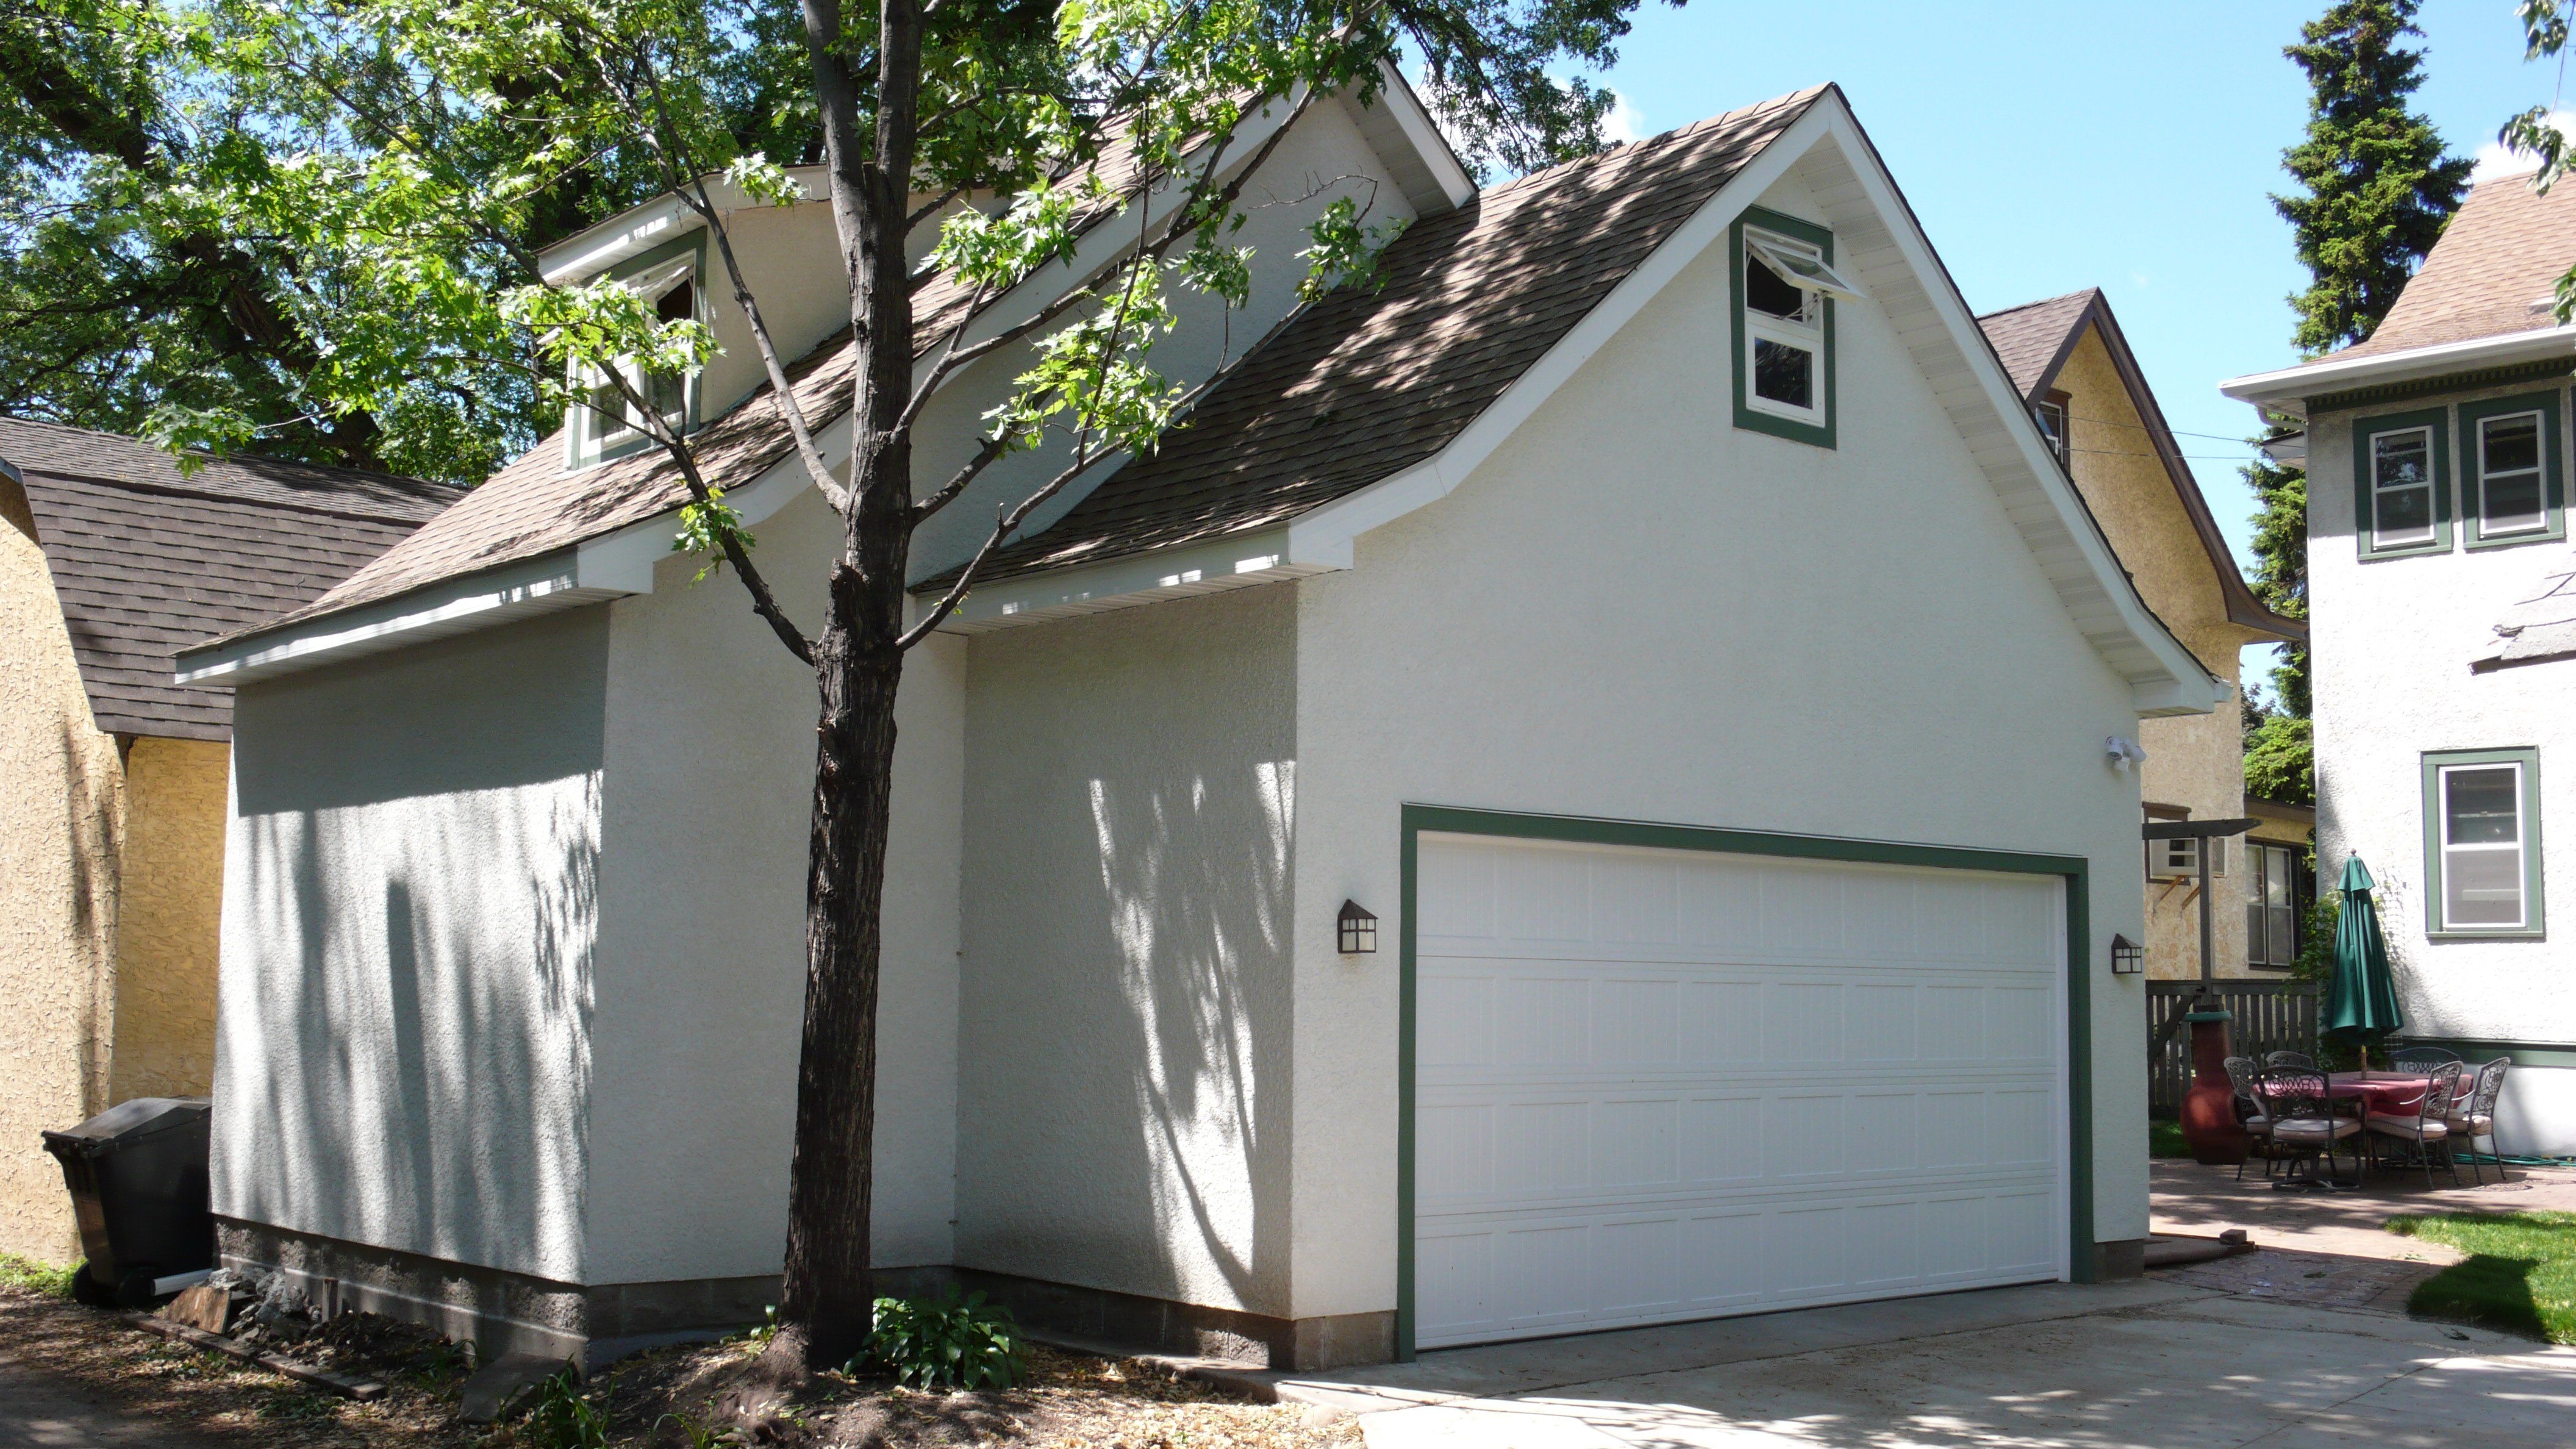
777;0;923;1372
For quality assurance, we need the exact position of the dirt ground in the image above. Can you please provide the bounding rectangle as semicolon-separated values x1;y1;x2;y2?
0;1282;1359;1448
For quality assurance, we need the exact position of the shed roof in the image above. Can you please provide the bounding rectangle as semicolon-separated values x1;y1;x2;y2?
0;418;462;739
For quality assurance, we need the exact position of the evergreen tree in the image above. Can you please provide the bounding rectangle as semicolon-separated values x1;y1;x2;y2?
2245;0;2467;804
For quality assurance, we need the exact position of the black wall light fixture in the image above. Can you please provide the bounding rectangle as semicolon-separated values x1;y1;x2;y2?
1338;900;1378;955
2110;934;2144;975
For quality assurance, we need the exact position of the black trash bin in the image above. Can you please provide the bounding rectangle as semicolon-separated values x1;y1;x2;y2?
41;1097;214;1308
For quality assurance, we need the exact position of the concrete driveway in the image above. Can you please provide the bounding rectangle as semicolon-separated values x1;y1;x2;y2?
1261;1280;2576;1449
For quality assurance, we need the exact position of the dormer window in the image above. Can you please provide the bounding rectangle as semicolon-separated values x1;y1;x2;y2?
570;243;704;466
1730;209;1860;449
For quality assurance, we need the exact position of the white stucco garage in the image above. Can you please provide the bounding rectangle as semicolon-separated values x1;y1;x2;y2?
180;80;2212;1368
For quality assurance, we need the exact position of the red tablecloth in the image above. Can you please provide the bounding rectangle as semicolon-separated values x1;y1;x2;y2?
2327;1072;2467;1117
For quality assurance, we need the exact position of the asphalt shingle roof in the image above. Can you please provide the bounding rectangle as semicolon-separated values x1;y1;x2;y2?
2337;174;2576;360
1973;290;2099;401
1;418;463;739
953;86;1828;585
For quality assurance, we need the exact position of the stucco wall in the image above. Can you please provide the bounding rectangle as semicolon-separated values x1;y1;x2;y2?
588;487;967;1285
2052;329;2263;982
216;610;609;1284
2309;382;2576;1151
0;485;122;1264
956;584;1297;1318
1284;168;2158;1320
110;735;229;1103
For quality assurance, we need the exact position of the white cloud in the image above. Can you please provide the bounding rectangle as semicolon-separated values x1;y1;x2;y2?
2472;110;2574;183
1602;90;1646;145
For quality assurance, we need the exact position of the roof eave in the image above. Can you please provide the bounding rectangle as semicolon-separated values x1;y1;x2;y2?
2220;325;2576;413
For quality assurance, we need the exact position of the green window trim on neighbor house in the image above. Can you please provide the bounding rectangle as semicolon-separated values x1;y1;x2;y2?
1391;803;2098;1362
2350;407;2452;561
1730;206;1837;449
2420;748;2545;940
565;230;710;470
2460;390;2566;550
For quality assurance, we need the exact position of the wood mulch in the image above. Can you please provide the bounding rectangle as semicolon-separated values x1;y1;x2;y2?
0;1282;1361;1448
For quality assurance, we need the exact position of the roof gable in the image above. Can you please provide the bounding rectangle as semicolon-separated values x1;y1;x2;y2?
0;418;462;739
1974;291;2301;645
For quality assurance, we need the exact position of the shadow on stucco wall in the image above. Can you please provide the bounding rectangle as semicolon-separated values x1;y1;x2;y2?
219;610;605;1285
957;586;1294;1320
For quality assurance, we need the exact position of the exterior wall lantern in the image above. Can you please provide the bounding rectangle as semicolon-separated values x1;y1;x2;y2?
2110;934;2144;976
1338;900;1379;956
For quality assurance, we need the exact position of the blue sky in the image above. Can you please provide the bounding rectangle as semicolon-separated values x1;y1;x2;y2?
1585;0;2559;670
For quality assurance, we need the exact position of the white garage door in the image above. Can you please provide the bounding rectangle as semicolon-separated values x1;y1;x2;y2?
1414;832;2067;1348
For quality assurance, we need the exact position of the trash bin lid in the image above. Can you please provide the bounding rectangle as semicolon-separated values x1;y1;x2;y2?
41;1097;211;1156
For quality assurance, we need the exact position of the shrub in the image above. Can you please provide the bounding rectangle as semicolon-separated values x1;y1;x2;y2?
862;1290;1023;1390
0;1253;77;1299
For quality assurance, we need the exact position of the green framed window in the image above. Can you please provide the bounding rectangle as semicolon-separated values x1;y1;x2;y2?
2461;391;2565;549
1730;206;1855;449
2420;748;2544;939
2352;407;2452;560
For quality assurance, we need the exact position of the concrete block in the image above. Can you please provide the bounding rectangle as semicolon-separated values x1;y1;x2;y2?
460;1352;571;1423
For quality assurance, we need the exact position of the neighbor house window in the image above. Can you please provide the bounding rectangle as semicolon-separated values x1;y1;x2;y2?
2421;748;2544;937
2245;842;2301;968
571;245;704;465
1730;207;1861;449
2034;391;2071;467
2352;408;2451;559
2461;391;2564;548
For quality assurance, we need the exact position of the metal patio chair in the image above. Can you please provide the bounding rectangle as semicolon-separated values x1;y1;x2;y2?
2261;1066;2361;1190
2224;1055;2274;1181
2447;1057;2510;1185
2364;1060;2463;1188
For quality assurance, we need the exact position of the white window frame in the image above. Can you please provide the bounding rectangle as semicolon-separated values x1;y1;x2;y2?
1741;227;1834;428
2475;408;2549;537
2147;835;2224;881
2033;396;2069;466
2436;760;2530;931
572;256;700;465
2369;425;2439;550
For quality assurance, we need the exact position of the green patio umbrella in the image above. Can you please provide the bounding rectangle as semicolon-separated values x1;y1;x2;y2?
2323;856;2403;1064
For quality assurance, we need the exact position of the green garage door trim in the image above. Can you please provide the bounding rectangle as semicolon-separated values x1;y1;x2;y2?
1395;803;2097;1361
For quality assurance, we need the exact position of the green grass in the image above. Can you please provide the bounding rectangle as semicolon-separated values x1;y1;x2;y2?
2386;1211;2576;1343
2148;1118;2193;1159
0;1252;77;1299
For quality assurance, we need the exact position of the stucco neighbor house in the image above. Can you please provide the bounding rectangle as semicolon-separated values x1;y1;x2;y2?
2222;172;2576;1154
0;418;461;1264
1978;292;2309;982
176;80;2225;1369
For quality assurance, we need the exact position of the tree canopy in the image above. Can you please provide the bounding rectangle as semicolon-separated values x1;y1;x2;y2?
2245;0;2465;805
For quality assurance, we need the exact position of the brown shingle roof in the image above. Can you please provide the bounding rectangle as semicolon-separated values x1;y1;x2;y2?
0;418;463;739
946;87;1828;585
2337;174;2576;360
1975;289;2099;401
263;128;1170;639
1972;291;2303;646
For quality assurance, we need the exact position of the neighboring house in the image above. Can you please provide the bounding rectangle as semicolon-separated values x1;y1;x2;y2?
2222;172;2576;1154
1978;293;2308;982
177;81;2223;1368
0;419;462;1264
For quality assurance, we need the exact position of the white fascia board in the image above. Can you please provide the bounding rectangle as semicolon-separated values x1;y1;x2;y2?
174;550;617;685
2219;326;2576;412
934;527;1319;632
1288;102;1834;571
1368;60;1476;210
1290;94;2214;720
1806;104;2216;720
539;166;829;284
